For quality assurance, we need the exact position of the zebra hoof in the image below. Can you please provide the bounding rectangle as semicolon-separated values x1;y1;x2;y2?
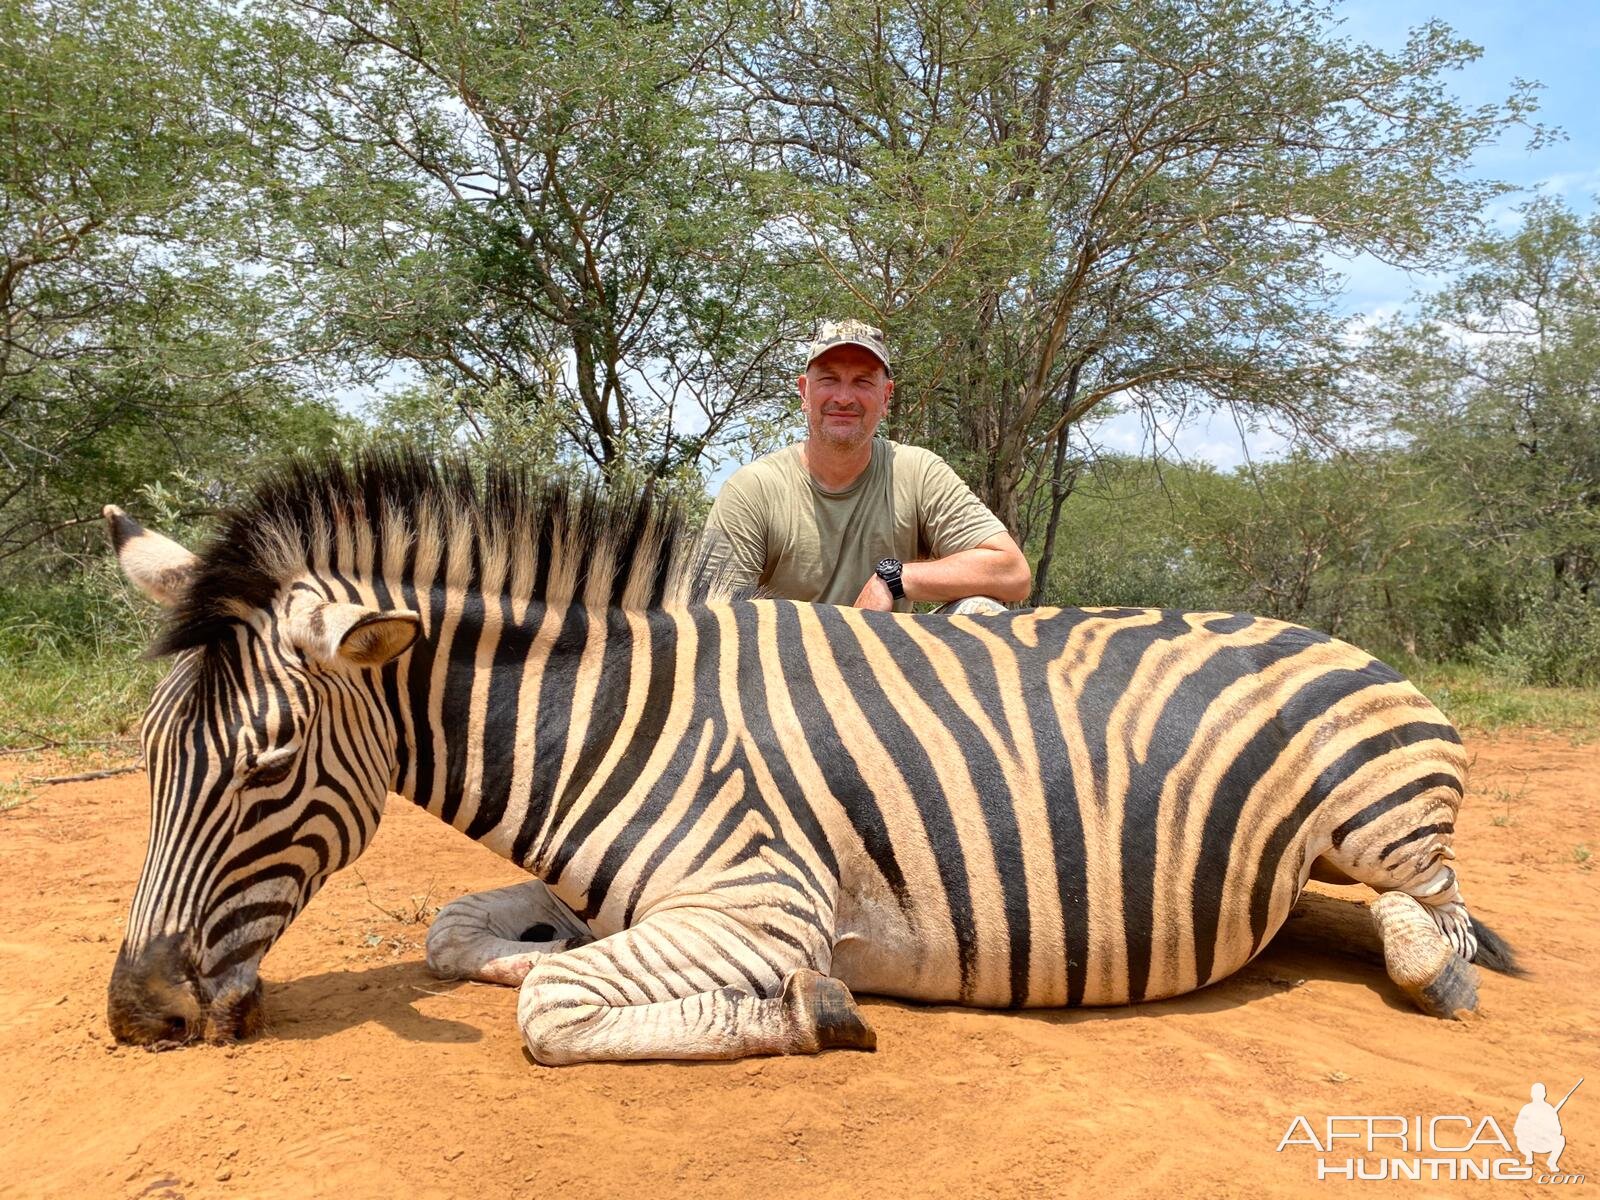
782;969;877;1053
1414;953;1480;1021
1369;891;1480;1020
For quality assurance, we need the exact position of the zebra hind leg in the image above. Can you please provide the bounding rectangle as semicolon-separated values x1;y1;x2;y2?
426;880;594;986
1319;788;1520;1019
1369;891;1481;1019
517;908;875;1065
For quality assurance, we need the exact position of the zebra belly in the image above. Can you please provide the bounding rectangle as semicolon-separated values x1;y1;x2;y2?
829;887;948;1002
824;847;1306;1008
828;905;1290;1008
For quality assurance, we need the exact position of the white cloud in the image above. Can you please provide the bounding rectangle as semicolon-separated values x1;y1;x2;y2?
1530;166;1600;202
1084;406;1288;471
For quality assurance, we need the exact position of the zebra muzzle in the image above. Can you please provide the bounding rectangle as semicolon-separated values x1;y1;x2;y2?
202;973;266;1043
107;933;204;1048
107;934;266;1048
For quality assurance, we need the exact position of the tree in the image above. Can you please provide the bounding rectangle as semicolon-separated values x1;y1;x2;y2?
1373;199;1600;600
1361;199;1600;681
717;0;1542;599
0;0;341;574
236;0;795;490
1036;450;1459;654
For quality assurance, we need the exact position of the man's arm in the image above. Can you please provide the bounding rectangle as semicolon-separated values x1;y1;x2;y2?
701;476;769;594
851;449;1033;610
851;532;1032;610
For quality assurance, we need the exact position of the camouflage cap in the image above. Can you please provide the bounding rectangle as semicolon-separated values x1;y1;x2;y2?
805;318;892;375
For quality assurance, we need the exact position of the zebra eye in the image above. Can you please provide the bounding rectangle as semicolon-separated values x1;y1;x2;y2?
242;748;297;790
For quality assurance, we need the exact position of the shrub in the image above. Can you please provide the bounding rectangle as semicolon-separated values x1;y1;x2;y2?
1471;587;1600;689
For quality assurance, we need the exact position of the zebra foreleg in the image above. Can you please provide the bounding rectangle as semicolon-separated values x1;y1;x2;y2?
426;880;594;986
516;909;876;1065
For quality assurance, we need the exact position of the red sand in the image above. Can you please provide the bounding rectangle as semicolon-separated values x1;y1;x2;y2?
1;731;1594;1198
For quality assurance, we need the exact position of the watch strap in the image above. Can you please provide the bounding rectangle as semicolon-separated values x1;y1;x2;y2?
875;557;905;601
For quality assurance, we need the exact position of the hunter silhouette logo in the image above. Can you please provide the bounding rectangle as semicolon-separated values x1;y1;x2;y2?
1277;1077;1586;1183
1516;1078;1582;1173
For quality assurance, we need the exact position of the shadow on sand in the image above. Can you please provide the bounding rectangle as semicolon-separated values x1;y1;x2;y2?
255;889;1422;1049
261;958;486;1045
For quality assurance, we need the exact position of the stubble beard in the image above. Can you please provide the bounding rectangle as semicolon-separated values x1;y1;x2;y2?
809;409;875;452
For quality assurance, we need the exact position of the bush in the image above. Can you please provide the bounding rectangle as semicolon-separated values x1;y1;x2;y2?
1030;458;1237;611
0;564;165;749
0;563;159;664
1471;588;1600;689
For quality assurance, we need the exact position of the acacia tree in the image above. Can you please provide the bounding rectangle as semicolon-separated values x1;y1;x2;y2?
717;0;1540;599
0;0;337;572
237;0;795;489
1370;199;1600;602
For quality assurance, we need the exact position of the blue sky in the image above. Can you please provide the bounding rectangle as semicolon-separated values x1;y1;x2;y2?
340;3;1599;477
1113;0;1600;467
1331;0;1600;317
740;1;1600;474
1108;0;1600;466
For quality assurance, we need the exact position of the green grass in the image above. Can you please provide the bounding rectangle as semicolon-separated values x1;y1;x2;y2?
0;779;34;813
0;654;162;756
0;571;161;760
1408;660;1600;737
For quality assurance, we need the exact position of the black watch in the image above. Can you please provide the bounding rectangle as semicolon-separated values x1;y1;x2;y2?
874;557;905;601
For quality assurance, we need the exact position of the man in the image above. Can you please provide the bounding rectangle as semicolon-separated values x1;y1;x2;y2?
703;318;1031;612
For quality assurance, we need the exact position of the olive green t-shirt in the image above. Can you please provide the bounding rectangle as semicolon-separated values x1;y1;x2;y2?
702;438;1008;611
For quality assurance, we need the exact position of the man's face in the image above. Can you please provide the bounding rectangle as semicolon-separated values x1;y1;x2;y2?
798;345;894;451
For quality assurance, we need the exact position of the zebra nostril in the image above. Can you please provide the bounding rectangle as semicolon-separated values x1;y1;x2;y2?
107;932;206;1046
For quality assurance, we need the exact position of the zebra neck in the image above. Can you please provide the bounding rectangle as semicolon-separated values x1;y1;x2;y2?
390;597;687;881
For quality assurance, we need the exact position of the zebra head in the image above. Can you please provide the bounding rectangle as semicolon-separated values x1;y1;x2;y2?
103;506;419;1047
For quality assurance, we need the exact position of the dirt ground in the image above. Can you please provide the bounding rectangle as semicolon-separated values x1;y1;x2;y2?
0;731;1594;1199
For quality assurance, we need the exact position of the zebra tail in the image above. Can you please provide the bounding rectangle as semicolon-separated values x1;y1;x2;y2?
1469;916;1526;977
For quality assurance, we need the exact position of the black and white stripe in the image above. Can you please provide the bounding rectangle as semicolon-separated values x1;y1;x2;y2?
107;452;1510;1059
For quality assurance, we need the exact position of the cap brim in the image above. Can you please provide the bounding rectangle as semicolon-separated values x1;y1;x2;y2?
806;339;891;372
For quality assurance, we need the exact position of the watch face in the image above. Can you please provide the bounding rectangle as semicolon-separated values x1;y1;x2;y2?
876;557;901;575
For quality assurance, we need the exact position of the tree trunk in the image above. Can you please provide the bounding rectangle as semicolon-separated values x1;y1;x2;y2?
1029;361;1084;605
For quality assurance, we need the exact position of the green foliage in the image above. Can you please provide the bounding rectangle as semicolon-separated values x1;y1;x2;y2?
0;575;155;663
1406;661;1600;736
1355;198;1600;680
233;0;793;482
1029;457;1234;611
0;0;351;577
1;0;1591;744
1470;588;1600;689
0;653;165;750
1371;199;1600;601
353;382;576;477
725;0;1542;534
0;563;165;749
351;381;717;517
1032;451;1452;656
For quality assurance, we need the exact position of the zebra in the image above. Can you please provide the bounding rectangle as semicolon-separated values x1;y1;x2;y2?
104;451;1518;1063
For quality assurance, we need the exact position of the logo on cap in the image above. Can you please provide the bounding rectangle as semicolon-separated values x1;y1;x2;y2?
806;319;891;375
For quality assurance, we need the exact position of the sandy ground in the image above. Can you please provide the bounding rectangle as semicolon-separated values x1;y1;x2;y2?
0;731;1594;1199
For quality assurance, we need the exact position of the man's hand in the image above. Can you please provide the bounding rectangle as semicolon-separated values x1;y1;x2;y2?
849;536;1031;610
851;573;895;611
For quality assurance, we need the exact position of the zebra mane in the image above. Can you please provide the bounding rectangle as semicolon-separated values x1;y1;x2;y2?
154;448;733;657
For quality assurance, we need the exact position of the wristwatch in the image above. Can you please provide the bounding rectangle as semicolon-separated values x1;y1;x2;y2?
874;557;905;601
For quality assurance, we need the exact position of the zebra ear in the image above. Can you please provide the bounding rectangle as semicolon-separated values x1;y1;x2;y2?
103;505;199;609
288;601;421;669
